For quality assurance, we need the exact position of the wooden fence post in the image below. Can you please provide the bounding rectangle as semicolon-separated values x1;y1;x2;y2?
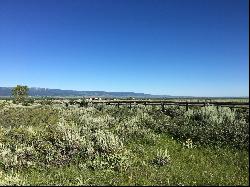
161;103;165;112
186;102;188;111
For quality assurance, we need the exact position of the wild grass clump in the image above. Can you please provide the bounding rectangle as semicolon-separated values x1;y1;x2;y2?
0;171;26;186
152;148;171;166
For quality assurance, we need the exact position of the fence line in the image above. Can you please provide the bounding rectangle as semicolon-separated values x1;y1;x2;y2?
68;100;249;111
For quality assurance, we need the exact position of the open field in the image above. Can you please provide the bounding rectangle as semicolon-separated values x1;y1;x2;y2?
0;100;249;185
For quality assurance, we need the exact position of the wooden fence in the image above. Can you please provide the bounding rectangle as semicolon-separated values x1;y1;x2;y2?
69;100;249;111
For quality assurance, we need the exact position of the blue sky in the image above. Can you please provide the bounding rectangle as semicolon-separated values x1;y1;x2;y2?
0;0;248;97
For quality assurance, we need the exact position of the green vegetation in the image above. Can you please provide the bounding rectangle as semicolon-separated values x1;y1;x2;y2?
11;85;29;105
0;101;248;185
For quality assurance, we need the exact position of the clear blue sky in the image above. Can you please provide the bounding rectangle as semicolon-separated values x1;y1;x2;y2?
0;0;249;97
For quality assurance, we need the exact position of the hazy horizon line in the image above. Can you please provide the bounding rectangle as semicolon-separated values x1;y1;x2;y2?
0;85;249;98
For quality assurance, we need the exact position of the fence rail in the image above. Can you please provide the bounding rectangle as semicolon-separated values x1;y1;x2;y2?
69;100;249;111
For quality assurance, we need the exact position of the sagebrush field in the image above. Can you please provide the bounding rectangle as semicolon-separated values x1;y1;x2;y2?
0;100;249;185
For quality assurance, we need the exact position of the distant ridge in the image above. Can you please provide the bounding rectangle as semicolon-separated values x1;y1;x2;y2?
0;87;248;98
0;87;170;98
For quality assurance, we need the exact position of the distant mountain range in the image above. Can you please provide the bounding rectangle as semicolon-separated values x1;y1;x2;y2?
1;87;248;99
0;87;171;98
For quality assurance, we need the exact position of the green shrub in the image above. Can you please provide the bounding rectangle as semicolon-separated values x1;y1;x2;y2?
79;99;88;107
166;106;249;149
40;99;53;105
